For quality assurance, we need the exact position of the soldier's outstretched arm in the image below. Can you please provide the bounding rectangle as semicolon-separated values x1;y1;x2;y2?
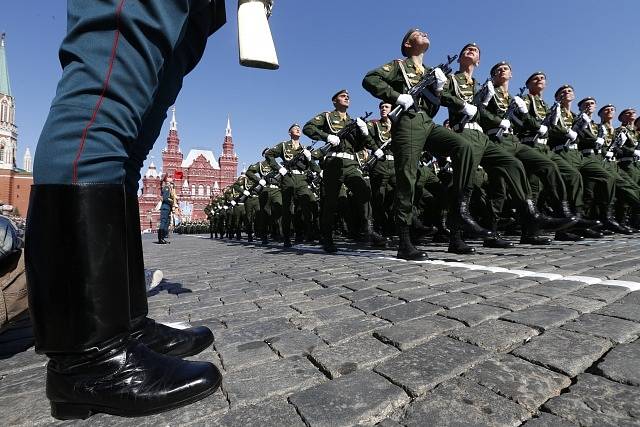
362;62;402;105
264;144;283;170
303;115;329;142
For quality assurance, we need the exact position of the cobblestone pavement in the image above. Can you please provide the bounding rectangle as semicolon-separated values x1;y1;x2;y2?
2;234;640;426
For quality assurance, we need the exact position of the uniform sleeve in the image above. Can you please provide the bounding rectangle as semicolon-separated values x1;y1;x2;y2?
303;114;329;142
366;122;380;150
478;98;504;130
439;76;466;112
362;61;403;105
264;144;283;170
245;163;260;183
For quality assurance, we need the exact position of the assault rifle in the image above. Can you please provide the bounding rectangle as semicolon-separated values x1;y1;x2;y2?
281;141;319;172
236;170;282;203
361;139;392;172
496;86;527;138
317;111;373;155
541;101;561;128
388;54;458;122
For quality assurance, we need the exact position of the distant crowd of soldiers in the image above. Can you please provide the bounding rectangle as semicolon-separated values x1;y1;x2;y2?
197;30;640;260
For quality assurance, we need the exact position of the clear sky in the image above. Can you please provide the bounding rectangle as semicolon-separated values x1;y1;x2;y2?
3;1;640;177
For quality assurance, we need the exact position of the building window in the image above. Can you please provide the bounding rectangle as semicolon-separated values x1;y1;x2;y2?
0;101;6;123
191;184;196;195
198;185;204;196
206;185;210;195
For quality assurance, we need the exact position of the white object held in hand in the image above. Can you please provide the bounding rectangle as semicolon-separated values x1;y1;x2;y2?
278;166;288;176
374;149;384;159
513;96;528;114
237;0;279;69
259;179;267;186
243;190;250;196
327;134;341;146
566;129;578;142
396;94;414;111
499;119;511;130
433;68;447;92
537;124;548;136
462;102;477;118
356;118;369;136
303;148;311;160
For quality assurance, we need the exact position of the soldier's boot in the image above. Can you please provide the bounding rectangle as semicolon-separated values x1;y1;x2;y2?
574;227;604;239
455;193;493;238
157;229;165;244
25;185;221;420
483;223;514;249
573;208;602;229
554;230;584;241
366;220;387;248
519;220;552;245
601;206;632;234
411;208;437;237
282;234;292;248
448;230;475;254
397;226;428;260
124;193;214;358
247;232;254;242
431;216;451;243
322;231;337;253
523;199;576;232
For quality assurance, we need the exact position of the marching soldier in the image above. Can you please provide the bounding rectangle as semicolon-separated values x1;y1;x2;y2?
615;109;640;185
246;150;283;245
303;90;385;252
232;171;260;242
363;29;491;260
265;124;320;247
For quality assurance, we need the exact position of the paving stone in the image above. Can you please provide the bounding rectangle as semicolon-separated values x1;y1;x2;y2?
561;313;640;343
224;356;326;407
597;340;640;386
521;413;579;427
374;300;442;323
497;279;540;291
570;284;629;303
0;366;44;397
266;329;328;358
374;336;492;397
429;280;478;292
449;319;538;352
521;280;586;298
595;302;640;322
617;290;640;305
400;377;529;427
375;419;405;427
374;316;464;351
464;354;571;412
351;295;405;314
340;287;389;302
512;329;613;377
424;292;483;309
309;335;399;379
543;373;640;427
215;317;295;346
390;286;445;302
289;370;409;427
219;306;300;328
212;398;304;427
549;294;608;313
376;280;424;293
305;286;350;299
215;340;279;372
461;284;515;298
314;315;390;344
483;292;550;311
440;304;509;327
500;304;579;331
464;273;519;285
291;295;350;313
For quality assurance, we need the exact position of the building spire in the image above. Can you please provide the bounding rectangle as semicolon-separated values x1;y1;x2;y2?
225;115;232;137
0;33;11;97
170;105;177;131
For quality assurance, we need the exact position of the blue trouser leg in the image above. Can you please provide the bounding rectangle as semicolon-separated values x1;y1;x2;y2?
33;0;211;185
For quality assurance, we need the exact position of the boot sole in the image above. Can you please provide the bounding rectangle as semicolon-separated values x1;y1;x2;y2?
50;374;222;420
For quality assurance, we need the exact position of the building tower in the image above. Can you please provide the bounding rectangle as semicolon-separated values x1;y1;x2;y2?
161;106;184;186
0;33;17;170
218;116;238;189
23;147;31;172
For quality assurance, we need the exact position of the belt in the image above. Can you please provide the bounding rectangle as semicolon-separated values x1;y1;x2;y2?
487;128;511;136
384;155;394;161
522;136;547;145
567;143;578;150
453;122;483;132
327;152;355;160
267;184;280;188
236;202;244;205
290;170;305;175
552;145;565;152
582;149;594;155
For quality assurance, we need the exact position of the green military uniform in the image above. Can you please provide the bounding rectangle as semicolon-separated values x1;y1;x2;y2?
303;109;374;247
223;187;243;239
203;198;216;238
232;174;259;242
265;138;320;245
246;159;283;244
615;124;640;185
367;118;396;235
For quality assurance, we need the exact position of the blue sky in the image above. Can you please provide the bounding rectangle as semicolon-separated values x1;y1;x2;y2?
3;1;640;176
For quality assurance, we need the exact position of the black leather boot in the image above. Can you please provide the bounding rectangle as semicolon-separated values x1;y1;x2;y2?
25;184;221;420
157;229;166;244
483;233;514;248
322;232;337;253
448;230;475;254
523;199;576;232
366;220;387;248
519;220;552;245
455;193;493;238
397;226;428;260
554;231;584;241
126;194;214;358
601;207;633;234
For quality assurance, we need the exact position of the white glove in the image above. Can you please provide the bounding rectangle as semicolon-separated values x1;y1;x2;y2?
513;96;527;114
303;148;311;160
278;166;288;176
499;119;511;130
566;129;578;142
462;102;477;118
223;205;228;210
634;150;640;158
319;170;324;178
595;138;605;149
605;151;614;159
396;93;414;111
356;118;369;136
326;134;340;146
481;80;495;106
619;132;628;144
373;149;384;159
579;113;591;130
230;200;236;206
243;190;250;196
433;67;447;92
259;179;267;186
537;124;548;136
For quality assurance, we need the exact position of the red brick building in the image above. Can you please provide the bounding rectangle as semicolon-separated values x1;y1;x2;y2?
138;107;238;231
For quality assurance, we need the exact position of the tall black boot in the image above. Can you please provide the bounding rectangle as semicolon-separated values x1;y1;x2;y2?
366;220;387;248
519;218;552;245
125;194;214;358
455;192;493;238
25;185;221;420
523;199;576;232
601;205;633;234
397;226;428;260
157;229;166;244
448;229;475;254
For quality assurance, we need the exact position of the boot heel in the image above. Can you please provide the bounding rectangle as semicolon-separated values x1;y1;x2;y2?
50;402;93;420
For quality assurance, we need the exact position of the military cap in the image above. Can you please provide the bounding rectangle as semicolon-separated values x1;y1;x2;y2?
554;84;574;100
635;116;640;126
597;104;615;116
577;97;596;109
401;28;421;57
331;89;349;102
618;108;636;122
459;42;480;58
288;123;300;132
525;71;545;86
490;61;511;77
379;100;392;108
261;147;270;156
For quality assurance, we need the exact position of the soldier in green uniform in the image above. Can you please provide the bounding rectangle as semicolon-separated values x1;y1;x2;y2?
615;109;640;185
363;30;491;260
367;102;397;236
246;149;283;245
550;86;624;234
303;90;385;252
204;196;216;238
440;44;573;248
232;171;259;242
265;124;320;247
